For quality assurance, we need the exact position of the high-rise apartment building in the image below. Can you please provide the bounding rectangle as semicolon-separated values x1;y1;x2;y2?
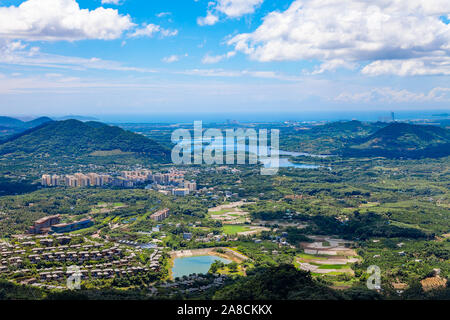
41;175;52;186
184;181;197;192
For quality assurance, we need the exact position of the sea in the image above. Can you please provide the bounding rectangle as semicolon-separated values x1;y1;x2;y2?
92;110;449;124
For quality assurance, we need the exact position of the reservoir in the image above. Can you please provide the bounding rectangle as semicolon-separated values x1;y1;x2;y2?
172;255;231;279
177;140;329;169
260;157;322;169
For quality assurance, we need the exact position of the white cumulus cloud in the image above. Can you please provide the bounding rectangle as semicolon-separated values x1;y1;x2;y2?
202;51;236;64
129;23;178;38
197;12;219;26
228;0;450;76
0;0;135;41
215;0;264;18
156;12;172;18
162;54;187;63
163;55;180;63
198;0;263;26
362;57;450;76
335;87;450;103
101;0;121;5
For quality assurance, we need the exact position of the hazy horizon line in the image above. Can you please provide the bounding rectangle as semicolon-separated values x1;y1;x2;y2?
3;109;449;124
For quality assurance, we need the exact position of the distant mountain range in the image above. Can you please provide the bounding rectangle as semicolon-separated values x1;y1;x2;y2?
0;116;54;137
284;120;450;158
0;115;102;137
0;116;26;128
0;119;170;162
55;115;99;121
343;122;450;158
0;116;448;163
0;115;99;129
0;116;53;128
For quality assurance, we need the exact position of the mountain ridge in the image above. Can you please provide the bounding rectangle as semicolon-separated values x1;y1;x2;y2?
0;119;170;162
343;122;450;158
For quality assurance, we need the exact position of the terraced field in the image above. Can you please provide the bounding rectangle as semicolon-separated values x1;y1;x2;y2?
208;201;251;224
296;236;360;277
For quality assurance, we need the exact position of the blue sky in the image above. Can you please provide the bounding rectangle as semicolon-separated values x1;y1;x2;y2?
0;0;450;117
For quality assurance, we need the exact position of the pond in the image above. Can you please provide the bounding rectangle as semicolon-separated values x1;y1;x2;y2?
259;157;322;169
172;255;231;279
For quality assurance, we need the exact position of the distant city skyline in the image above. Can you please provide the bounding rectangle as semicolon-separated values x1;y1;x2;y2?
1;0;450;114
7;110;450;124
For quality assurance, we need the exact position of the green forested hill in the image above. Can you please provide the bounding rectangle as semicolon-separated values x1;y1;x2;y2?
24;116;53;128
309;120;385;137
0;116;53;137
0;119;170;161
344;123;450;158
0;116;53;128
212;264;380;300
0;116;25;127
280;120;387;154
366;122;449;145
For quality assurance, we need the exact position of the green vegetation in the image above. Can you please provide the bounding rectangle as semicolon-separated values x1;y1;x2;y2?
0;120;170;171
0;119;449;300
0;116;53;138
213;264;376;300
344;123;450;158
209;208;234;216
222;225;251;235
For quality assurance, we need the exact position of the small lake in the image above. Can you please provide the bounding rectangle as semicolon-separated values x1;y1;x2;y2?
172;255;231;279
259;157;322;169
175;140;329;169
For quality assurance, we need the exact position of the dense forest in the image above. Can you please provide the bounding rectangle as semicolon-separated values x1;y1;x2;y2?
0;120;170;161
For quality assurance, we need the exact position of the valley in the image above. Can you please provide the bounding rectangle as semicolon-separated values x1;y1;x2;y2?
0;117;448;300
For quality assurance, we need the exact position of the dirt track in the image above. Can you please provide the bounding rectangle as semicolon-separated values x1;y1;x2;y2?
170;247;248;263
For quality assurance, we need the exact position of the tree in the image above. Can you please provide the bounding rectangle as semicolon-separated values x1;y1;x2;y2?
228;262;238;273
209;260;225;274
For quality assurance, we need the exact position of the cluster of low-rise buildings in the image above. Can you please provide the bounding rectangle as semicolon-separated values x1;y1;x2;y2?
0;235;163;288
27;244;122;264
194;233;227;243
